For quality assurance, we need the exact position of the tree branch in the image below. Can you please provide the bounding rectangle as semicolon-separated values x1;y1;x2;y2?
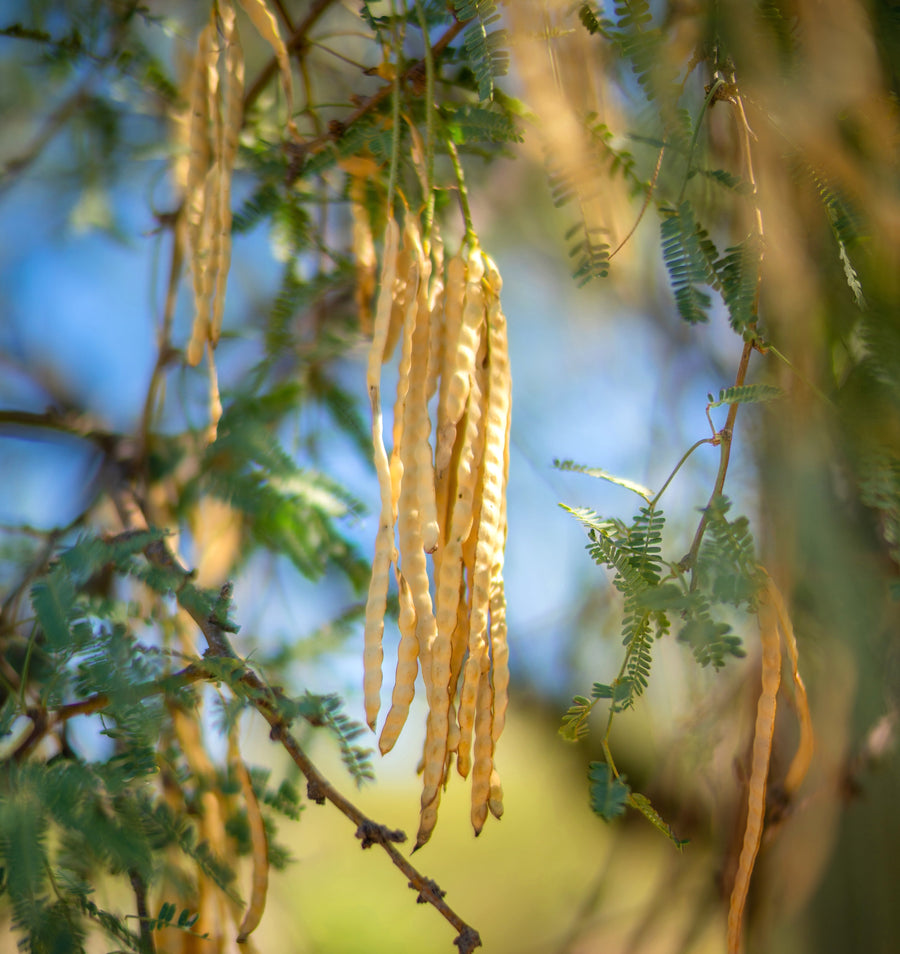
98;506;483;952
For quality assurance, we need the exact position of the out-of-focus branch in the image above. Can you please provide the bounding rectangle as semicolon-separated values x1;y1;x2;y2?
284;17;470;183
242;0;338;115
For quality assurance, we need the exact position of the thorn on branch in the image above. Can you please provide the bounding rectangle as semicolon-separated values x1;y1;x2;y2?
410;877;445;904
454;926;482;953
307;778;327;805
355;819;407;849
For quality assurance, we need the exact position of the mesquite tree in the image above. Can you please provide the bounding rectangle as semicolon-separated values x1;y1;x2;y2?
1;2;899;953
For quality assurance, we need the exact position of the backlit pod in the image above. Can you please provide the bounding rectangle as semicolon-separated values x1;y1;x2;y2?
767;577;814;795
237;0;296;137
488;767;504;820
425;232;445;404
483;257;512;746
229;730;269;943
408;252;441;557
727;584;782;954
433;252;469;542
211;3;243;348
185;22;213;367
417;349;488;840
363;217;401;729
389;226;421;514
488;575;509;745
350;177;377;336
435;251;484;479
470;656;494;835
454;348;489;777
415;707;445;849
383;234;413;367
379;568;419;754
435;253;467;434
457;251;509;778
445;575;470;758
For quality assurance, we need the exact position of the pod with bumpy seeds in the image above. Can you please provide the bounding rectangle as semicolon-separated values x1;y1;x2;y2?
727;582;782;954
363;218;401;729
470;657;494;835
435;251;484;478
379;569;419;754
457;250;510;777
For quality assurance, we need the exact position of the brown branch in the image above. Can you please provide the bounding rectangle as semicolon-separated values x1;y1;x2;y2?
97;507;482;952
682;84;766;576
0;408;118;450
129;869;156;954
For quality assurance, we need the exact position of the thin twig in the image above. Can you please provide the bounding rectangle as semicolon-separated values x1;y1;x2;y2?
129;869;156;954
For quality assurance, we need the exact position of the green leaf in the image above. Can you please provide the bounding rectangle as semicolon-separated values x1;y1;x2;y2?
555;459;653;499
559;696;594;741
31;573;76;650
628;792;688;847
587;762;630;820
660;202;719;324
709;384;783;408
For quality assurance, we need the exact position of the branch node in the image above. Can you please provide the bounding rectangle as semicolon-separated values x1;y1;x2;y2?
307;778;327;805
410;877;445;904
355;819;406;849
453;926;482;953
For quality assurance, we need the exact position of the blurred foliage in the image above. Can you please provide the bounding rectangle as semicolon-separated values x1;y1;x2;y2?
0;1;899;953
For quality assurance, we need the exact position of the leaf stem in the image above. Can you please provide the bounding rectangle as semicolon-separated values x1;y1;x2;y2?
650;437;716;509
677;78;724;206
414;0;436;244
447;138;476;244
387;0;403;212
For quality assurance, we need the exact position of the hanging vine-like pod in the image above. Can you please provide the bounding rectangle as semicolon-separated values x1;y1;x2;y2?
362;214;512;846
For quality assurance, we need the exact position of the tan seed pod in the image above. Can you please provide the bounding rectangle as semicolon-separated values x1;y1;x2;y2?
379;569;419;755
229;730;269;943
489;574;509;745
488;767;504;820
425;232;445;404
435;250;484;478
393;225;438;704
446;574;470;758
415;706;444;849
767;576;814;795
237;0;296;136
383;233;414;366
210;1;243;348
185;22;214;367
727;582;782;954
389;225;421;513
405;244;440;556
424;336;487;802
470;656;494;835
457;253;509;775
350;178;377;336
363;217;401;729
